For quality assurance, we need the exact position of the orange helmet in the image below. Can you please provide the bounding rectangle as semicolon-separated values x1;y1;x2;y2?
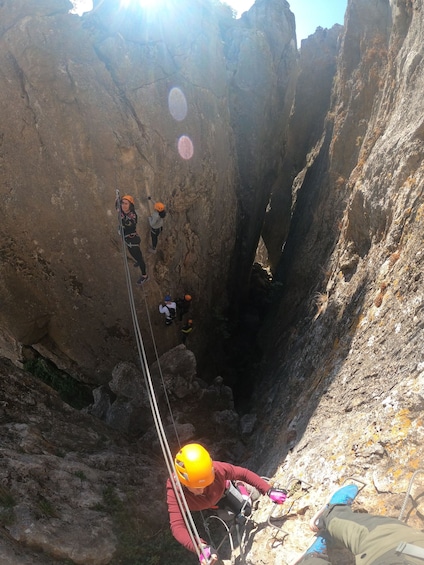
184;294;192;301
174;443;214;488
154;201;165;212
121;195;134;205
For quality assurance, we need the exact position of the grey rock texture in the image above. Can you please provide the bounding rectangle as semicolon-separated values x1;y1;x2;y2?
0;354;244;563
0;357;129;564
262;24;343;270
0;0;240;379
1;0;424;563
245;0;424;562
225;0;298;293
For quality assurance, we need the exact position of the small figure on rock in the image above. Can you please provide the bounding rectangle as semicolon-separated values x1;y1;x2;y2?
176;294;192;321
159;295;177;326
181;319;193;344
147;196;166;253
117;194;148;285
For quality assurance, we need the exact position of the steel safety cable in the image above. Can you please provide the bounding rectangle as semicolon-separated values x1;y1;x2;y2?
116;193;207;561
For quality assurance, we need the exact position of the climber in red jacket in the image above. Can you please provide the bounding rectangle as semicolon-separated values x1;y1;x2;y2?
166;443;287;563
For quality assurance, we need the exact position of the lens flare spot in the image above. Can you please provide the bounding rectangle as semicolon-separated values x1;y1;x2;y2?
178;136;194;160
168;87;188;122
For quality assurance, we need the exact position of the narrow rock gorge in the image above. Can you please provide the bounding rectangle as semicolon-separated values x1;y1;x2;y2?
1;0;424;563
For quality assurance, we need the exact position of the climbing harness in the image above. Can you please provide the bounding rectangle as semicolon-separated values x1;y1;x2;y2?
116;189;210;563
202;479;293;564
396;542;424;560
202;488;253;565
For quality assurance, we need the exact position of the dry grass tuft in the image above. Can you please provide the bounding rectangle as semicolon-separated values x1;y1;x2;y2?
313;293;329;321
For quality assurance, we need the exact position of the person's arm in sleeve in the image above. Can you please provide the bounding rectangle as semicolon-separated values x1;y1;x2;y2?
166;479;206;554
218;462;270;493
221;462;287;503
219;461;273;491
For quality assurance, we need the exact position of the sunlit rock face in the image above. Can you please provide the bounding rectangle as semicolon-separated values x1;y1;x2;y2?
262;25;342;270
0;0;238;379
244;0;424;561
5;0;424;563
0;0;299;381
224;0;298;293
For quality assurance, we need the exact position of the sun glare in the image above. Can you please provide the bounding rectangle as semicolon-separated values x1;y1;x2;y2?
120;0;158;7
70;0;164;16
70;1;201;163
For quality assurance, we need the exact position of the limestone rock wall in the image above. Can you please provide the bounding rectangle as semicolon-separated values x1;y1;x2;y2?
0;0;250;380
0;0;298;382
0;351;248;564
5;0;424;563
262;25;342;270
225;0;298;292
246;0;424;562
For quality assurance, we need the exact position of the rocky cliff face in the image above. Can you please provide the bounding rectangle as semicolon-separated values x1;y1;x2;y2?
246;0;424;562
0;0;238;378
224;0;298;292
0;0;297;381
262;24;342;270
1;0;424;563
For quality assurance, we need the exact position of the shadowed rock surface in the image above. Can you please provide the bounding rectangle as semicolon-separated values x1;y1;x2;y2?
1;0;424;563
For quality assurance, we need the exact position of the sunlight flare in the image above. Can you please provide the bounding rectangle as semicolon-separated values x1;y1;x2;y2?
120;0;159;8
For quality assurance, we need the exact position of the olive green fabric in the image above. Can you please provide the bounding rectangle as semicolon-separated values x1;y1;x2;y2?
298;506;424;565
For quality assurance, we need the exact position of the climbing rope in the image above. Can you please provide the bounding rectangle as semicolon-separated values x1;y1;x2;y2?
139;284;181;446
116;190;208;562
116;189;179;436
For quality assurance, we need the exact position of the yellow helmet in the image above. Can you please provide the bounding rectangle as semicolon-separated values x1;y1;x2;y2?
174;443;214;488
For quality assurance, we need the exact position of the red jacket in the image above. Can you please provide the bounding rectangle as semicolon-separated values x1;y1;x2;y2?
166;461;271;553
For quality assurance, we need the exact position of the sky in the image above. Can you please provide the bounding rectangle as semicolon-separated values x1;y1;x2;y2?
72;0;348;46
231;0;347;44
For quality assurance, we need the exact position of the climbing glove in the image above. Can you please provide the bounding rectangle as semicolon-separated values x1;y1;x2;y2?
267;487;288;504
199;544;218;563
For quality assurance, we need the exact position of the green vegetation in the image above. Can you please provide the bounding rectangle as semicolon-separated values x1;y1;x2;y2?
36;495;59;519
23;357;92;409
0;485;15;507
0;485;16;526
74;470;87;482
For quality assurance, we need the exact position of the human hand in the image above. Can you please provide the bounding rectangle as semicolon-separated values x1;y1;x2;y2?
268;488;288;504
199;545;218;564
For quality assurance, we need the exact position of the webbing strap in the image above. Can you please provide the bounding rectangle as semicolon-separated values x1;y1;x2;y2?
396;542;424;560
